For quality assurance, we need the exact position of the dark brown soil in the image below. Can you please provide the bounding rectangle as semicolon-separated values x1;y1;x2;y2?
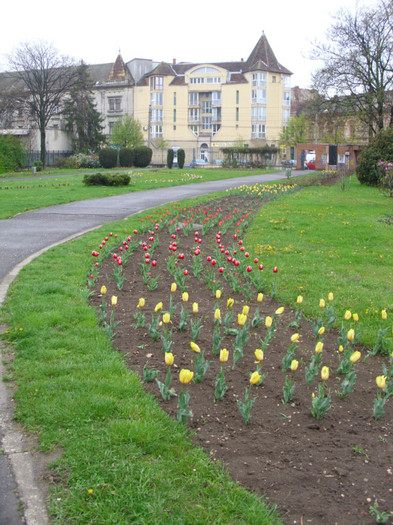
90;192;393;525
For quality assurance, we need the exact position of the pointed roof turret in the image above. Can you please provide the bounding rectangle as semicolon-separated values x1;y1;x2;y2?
147;61;176;77
108;54;129;81
246;32;292;74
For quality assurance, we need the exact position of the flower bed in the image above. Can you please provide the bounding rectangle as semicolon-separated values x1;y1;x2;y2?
89;183;393;524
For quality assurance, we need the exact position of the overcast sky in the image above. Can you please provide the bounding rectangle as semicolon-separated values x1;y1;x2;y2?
1;0;374;88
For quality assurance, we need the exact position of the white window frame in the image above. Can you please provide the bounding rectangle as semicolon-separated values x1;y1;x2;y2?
188;108;200;122
282;109;290;122
212;123;221;135
283;75;291;89
283;92;291;106
251;124;266;139
151;124;163;138
202;116;212;130
202;101;212;114
189;92;199;105
151;92;163;106
252;73;267;87
151;109;163;122
252;89;267;104
189;125;199;136
212;91;221;105
190;77;204;84
251;106;266;121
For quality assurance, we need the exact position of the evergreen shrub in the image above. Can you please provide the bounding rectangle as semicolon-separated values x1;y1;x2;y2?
357;127;393;186
177;148;185;169
119;148;135;167
98;148;118;169
167;149;174;169
133;147;152;168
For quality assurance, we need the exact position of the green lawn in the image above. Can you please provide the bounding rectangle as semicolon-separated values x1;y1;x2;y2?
0;167;277;219
1;175;392;523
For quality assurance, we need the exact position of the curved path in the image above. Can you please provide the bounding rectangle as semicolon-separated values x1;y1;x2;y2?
0;170;301;524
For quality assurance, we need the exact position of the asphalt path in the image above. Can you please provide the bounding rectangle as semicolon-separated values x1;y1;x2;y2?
0;170;303;525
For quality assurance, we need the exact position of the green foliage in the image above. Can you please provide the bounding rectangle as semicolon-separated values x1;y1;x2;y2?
177;148;185;169
63;61;105;153
109;114;144;149
0;135;26;173
357;127;393;186
83;173;130;186
133;146;152;168
167;148;174;169
118;147;134;167
98;148;118;169
32;159;43;172
279;114;308;148
70;153;100;169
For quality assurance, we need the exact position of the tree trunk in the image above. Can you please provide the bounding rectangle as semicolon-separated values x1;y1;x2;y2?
40;127;46;169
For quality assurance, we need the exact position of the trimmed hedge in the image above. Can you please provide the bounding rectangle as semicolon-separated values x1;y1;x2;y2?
357;127;393;186
177;148;185;169
119;148;135;167
133;147;152;168
98;148;118;169
83;173;131;186
167;149;174;169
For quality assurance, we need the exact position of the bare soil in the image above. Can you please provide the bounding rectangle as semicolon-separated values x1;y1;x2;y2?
90;191;393;525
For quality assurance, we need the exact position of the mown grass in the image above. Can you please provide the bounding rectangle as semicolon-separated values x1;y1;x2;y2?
243;175;393;348
1;175;392;523
0;167;276;219
0;196;282;525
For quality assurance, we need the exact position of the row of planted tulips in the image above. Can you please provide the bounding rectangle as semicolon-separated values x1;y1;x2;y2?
88;184;393;425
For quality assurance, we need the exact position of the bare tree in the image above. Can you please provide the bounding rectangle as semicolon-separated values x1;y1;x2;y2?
311;0;393;141
6;41;77;167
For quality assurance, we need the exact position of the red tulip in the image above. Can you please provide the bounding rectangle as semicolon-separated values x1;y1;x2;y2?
207;256;212;262
273;267;278;273
259;264;264;270
184;269;188;276
247;266;252;272
211;259;217;266
254;258;258;264
151;260;157;267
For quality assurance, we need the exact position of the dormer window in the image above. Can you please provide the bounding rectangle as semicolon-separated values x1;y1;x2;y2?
150;76;163;90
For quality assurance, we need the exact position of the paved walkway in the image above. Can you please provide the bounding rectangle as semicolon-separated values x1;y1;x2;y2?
0;170;302;524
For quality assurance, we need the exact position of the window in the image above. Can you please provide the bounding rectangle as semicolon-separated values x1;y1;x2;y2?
151;92;163;106
251;124;266;139
283;76;291;89
190;77;204;84
202;101;212;114
151;109;163;122
206;77;221;84
252;89;266;104
189;108;200;122
283;109;290;122
272;76;276;83
108;121;115;134
212;91;221;105
283;92;291;106
151;125;163;138
173;109;176;122
150;76;163;90
189;125;199;136
236;90;239;104
108;97;122;111
213;124;221;135
212;107;221;122
202;117;212;130
252;73;267;87
338;154;345;164
174;92;176;105
251;106;266;121
189;92;199;105
192;66;220;74
236;107;239;121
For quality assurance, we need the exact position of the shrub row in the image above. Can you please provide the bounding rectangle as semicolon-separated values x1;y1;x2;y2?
357;127;393;186
99;147;153;169
83;173;131;186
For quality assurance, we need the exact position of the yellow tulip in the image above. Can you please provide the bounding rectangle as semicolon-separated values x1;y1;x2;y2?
250;371;262;385
315;341;324;354
214;308;221;321
265;316;272;328
254;348;264;362
227;298;234;308
179;369;194;384
182;292;189;302
381;309;388;320
328;292;334;301
190;342;201;353
111;295;117;306
242;305;250;316
215;289;222;299
275;306;284;315
257;293;263;303
318;326;325;336
219;348;229;363
154;302;163;312
165;352;174;366
171;282;177;293
338;345;344;353
238;313;247;326
297;295;303;304
319;298;325;308
162;312;171;324
344;310;352;321
353;313;359;322
347;328;355;342
349;351;361;363
192;302;199;314
290;359;299;371
291;333;300;343
321;366;329;381
376;375;386;389
100;285;107;295
137;297;145;308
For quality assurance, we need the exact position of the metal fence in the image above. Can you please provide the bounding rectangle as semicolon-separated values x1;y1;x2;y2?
25;150;73;168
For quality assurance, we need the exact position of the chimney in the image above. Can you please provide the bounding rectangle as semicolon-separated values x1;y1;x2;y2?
173;58;176;65
241;58;244;62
